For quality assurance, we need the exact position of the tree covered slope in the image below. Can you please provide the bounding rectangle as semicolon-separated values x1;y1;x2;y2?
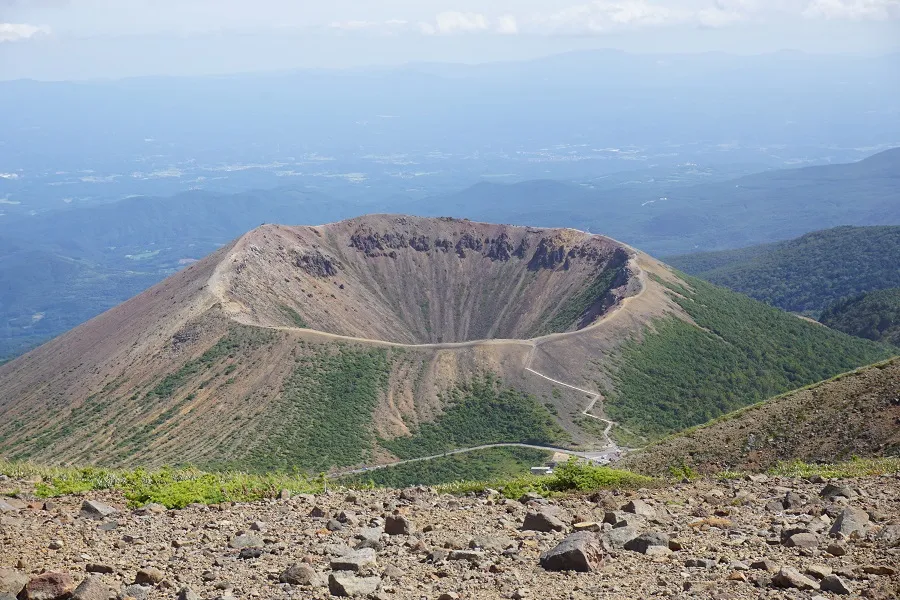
667;226;900;316
821;289;900;346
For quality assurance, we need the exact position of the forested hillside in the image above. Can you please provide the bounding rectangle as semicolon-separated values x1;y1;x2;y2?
667;226;900;315
820;289;900;346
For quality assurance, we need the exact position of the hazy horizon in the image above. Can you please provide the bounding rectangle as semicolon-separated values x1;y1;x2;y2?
2;0;899;80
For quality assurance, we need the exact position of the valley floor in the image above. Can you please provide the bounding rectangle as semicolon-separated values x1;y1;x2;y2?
1;472;898;599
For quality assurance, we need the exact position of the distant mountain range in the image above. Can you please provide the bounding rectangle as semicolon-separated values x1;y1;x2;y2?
410;147;900;255
0;149;898;359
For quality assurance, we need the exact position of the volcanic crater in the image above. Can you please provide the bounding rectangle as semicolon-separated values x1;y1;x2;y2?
214;215;640;345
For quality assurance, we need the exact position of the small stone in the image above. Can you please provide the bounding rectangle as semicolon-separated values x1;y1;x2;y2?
820;484;855;501
805;565;832;580
384;514;413;535
522;510;565;533
772;567;820;591
861;565;896;576
238;548;263;560
121;584;150;600
602;526;638;548
820;574;853;595
80;500;118;520
750;559;778;572
48;540;64;550
86;564;115;574
539;532;605;572
24;573;75;600
279;564;325;587
684;558;717;569
326;519;343;531
228;534;263;549
437;594;459;600
331;548;377;573
71;576;110;600
783;491;804;509
825;542;847;556
0;568;28;597
784;532;819;548
830;507;869;539
175;588;201;600
249;521;265;532
134;568;164;585
327;573;380;597
623;499;656;518
448;550;483;562
624;532;670;554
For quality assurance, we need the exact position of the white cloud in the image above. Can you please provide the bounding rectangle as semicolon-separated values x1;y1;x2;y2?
0;22;49;42
420;11;490;35
496;14;519;34
803;0;900;20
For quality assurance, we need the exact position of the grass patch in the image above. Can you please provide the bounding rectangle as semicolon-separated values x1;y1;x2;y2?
0;461;323;509
767;457;900;479
226;344;392;473
279;304;309;328
605;274;893;440
380;374;568;459
436;459;654;499
339;447;551;488
147;325;274;401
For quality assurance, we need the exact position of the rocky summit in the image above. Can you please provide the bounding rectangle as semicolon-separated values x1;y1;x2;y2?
1;473;898;600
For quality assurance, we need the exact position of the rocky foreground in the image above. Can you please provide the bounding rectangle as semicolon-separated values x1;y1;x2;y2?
1;474;898;600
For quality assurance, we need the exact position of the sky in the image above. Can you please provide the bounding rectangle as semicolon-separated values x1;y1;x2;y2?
1;0;899;79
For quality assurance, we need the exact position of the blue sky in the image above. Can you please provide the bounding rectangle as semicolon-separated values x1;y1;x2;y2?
1;1;898;78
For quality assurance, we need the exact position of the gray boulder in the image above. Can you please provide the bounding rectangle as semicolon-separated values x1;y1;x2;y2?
328;573;380;597
71;576;111;600
80;500;118;520
522;509;565;533
772;567;820;591
829;507;869;539
624;532;670;554
0;568;28;597
539;532;605;572
330;548;377;573
279;564;325;587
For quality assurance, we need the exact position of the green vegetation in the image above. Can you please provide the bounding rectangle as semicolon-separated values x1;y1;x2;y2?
820;288;900;345
605;274;894;440
339;447;551;488
766;457;900;479
0;461;323;509
279;304;309;328
380;374;568;459
668;226;900;315
436;459;654;499
231;344;392;473
147;326;274;401
533;253;627;336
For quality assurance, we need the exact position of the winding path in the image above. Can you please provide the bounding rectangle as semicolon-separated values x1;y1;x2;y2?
266;251;648;479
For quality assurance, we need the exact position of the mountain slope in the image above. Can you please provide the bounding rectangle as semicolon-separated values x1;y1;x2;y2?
0;188;352;358
667;226;900;315
0;216;891;472
621;358;900;475
820;289;900;346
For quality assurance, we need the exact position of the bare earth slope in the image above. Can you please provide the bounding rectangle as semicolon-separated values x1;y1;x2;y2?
0;215;891;472
623;358;900;475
